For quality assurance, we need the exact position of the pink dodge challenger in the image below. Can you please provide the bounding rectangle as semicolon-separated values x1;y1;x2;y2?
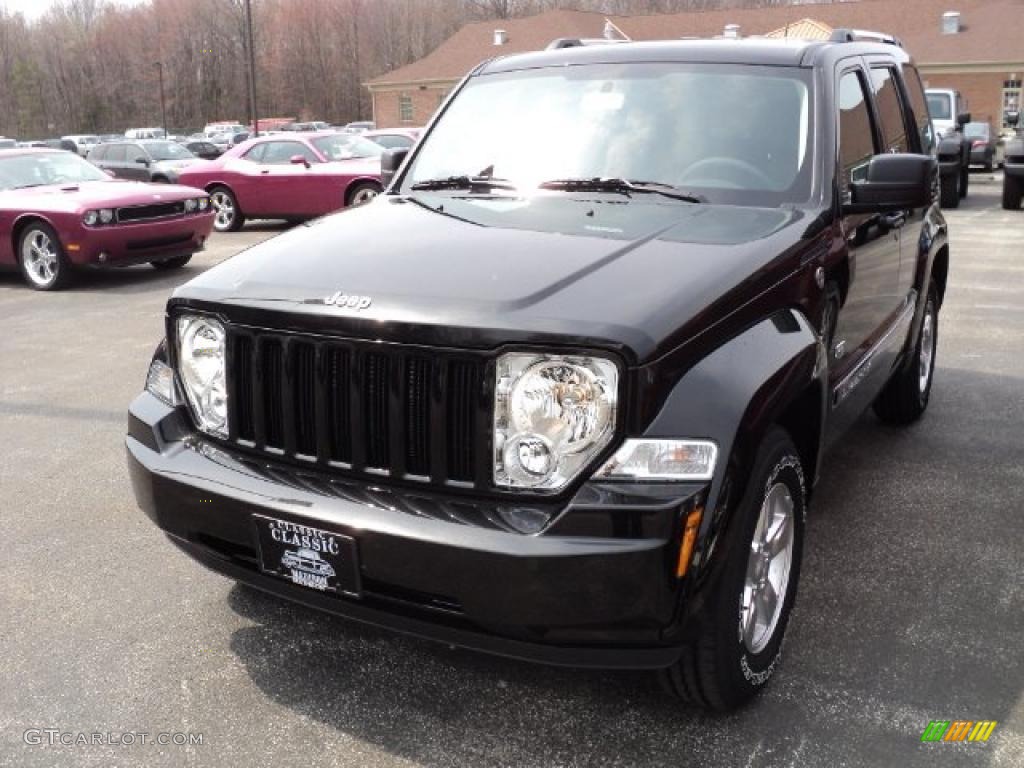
175;132;384;232
0;149;214;290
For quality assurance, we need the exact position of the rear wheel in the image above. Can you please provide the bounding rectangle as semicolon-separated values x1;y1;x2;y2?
209;186;245;232
939;172;960;208
873;282;938;425
150;255;192;270
1004;175;1023;210
658;428;805;710
18;221;74;291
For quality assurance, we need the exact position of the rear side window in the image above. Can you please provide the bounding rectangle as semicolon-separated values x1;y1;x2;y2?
902;65;936;153
89;145;107;161
869;67;909;153
837;70;878;195
105;144;127;162
244;143;266;162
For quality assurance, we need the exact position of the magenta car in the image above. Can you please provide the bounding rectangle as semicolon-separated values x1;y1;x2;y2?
0;149;215;290
176;132;384;232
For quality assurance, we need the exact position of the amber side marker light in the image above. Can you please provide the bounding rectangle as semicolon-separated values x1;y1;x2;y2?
676;507;704;578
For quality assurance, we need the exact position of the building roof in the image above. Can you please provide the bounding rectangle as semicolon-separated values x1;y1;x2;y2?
367;0;1024;87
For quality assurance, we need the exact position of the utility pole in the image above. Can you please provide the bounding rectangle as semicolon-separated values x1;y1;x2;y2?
244;0;259;137
154;62;167;137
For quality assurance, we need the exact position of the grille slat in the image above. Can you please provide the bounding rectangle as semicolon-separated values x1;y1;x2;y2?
117;201;186;223
228;329;482;488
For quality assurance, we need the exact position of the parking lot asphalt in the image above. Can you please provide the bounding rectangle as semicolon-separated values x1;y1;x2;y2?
1;177;1022;768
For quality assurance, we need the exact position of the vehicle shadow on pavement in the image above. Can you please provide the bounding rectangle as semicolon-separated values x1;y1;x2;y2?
224;364;1022;768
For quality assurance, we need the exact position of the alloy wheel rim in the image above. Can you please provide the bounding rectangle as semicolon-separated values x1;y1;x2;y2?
351;187;378;206
740;481;795;655
919;305;935;395
212;192;235;229
22;231;58;287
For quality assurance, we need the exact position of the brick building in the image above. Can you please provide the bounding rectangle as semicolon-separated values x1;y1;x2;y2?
366;0;1023;131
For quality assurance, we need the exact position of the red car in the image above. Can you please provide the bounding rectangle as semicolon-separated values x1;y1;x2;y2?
175;132;384;232
0;149;214;290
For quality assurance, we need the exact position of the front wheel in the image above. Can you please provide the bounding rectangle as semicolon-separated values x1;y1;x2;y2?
959;166;969;198
873;283;938;425
939;173;960;208
658;428;805;710
18;222;74;291
209;186;245;232
1004;175;1023;210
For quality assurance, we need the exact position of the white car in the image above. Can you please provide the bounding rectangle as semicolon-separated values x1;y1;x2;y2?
62;134;100;157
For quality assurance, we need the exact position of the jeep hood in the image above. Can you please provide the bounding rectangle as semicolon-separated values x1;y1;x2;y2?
174;194;813;364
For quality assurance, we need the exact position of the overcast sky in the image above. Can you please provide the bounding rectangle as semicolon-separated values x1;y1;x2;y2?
1;0;145;20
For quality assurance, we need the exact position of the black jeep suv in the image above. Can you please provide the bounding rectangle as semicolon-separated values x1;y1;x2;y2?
127;32;948;710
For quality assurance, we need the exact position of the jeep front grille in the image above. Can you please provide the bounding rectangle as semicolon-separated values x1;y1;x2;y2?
225;329;488;488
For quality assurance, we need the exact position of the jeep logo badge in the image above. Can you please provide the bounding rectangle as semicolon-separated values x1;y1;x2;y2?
324;291;372;310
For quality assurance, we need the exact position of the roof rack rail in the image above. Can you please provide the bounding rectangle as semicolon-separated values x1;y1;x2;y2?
546;37;629;50
829;28;903;47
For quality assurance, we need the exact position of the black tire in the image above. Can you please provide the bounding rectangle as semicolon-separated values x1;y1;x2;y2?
873;283;938;425
959;166;969;198
983;156;994;173
150;255;192;270
151;175;170;184
209;185;245;232
658;428;805;710
939;173;960;208
17;221;74;291
346;181;382;207
1003;175;1023;210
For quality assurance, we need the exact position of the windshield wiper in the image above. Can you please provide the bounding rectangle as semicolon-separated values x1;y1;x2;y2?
410;175;518;193
538;177;705;203
13;183;46;190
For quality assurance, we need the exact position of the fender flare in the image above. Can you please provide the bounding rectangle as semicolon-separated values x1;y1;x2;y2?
640;310;826;632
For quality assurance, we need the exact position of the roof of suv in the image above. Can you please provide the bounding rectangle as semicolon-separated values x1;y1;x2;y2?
480;38;907;75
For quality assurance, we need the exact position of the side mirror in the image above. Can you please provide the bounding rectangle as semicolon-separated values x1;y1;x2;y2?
957;111;971;127
380;148;409;189
135;157;149;166
843;154;937;214
290;155;310;168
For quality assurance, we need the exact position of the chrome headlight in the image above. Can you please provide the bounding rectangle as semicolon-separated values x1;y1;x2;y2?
197;197;209;211
176;315;227;437
82;210;99;226
184;198;198;212
494;353;618;491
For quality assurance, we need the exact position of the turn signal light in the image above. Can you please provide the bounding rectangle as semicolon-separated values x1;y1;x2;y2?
676;507;704;578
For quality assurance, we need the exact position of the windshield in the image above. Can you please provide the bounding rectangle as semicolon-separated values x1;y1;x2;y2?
926;93;952;120
311;134;384;161
963;122;989;138
146;141;193;161
0;152;108;190
405;63;813;205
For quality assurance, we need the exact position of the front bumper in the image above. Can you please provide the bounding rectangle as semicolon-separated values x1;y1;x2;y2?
127;392;704;669
61;212;215;267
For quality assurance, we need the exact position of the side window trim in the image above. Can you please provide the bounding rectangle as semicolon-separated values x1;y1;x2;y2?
835;60;881;203
868;63;912;155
